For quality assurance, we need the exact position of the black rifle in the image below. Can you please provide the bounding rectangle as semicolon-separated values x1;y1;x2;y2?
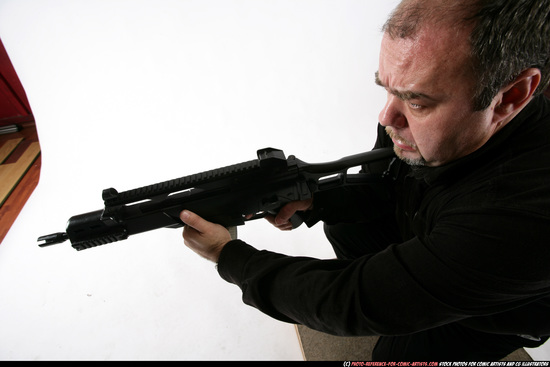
37;147;395;251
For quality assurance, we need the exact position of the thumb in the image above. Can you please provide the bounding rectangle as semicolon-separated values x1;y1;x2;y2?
180;210;208;232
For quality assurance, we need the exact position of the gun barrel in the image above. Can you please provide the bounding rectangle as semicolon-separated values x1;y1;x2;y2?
37;232;69;247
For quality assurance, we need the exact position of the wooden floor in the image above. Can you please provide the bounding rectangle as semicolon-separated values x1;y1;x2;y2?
296;325;532;361
0;122;41;243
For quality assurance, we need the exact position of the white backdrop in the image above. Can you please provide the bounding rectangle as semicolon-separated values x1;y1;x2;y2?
0;0;548;361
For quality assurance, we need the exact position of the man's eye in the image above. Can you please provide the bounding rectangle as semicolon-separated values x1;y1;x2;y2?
409;102;423;109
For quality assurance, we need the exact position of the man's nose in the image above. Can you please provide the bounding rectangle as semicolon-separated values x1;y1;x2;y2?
379;95;407;128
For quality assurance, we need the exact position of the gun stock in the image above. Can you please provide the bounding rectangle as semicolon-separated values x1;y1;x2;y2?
37;147;395;251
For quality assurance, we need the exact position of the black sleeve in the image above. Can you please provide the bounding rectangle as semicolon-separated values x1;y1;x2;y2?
216;238;470;336
217;207;550;337
305;173;395;225
303;124;397;226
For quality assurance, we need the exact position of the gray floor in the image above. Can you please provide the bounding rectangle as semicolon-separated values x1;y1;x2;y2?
296;325;532;361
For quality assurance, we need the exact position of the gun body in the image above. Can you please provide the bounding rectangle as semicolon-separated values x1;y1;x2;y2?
38;147;395;251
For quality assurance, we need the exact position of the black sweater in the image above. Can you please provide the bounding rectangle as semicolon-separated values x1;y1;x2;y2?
217;95;550;339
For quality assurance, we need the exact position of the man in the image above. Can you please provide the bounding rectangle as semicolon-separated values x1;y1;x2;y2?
180;0;550;361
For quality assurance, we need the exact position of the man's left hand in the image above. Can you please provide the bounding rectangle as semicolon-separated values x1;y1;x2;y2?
180;210;232;263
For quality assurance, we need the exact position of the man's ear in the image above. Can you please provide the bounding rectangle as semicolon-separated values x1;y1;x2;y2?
493;68;541;124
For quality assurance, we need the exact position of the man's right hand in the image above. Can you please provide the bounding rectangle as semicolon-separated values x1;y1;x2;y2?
265;199;313;231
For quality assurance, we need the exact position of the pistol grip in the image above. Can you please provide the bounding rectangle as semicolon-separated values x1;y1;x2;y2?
289;212;304;229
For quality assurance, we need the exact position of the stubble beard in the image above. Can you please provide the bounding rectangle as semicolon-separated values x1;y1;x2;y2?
385;127;427;166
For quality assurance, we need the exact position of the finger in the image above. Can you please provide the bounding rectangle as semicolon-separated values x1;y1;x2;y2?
275;204;298;225
265;214;294;231
275;199;312;225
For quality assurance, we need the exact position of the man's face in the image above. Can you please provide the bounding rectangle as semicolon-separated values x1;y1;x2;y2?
376;26;499;167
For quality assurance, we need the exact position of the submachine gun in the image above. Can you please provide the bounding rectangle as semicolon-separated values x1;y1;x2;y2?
37;147;395;251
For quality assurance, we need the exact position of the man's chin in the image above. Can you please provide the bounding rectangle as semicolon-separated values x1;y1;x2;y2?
394;146;426;166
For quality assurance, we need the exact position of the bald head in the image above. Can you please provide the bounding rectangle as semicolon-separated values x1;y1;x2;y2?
383;0;550;111
382;0;476;40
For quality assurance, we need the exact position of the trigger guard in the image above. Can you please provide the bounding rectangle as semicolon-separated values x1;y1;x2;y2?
289;213;304;229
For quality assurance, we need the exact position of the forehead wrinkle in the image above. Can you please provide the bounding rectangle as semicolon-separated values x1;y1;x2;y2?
375;71;434;101
377;23;472;104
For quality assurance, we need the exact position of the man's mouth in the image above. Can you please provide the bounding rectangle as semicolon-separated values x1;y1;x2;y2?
386;128;417;152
